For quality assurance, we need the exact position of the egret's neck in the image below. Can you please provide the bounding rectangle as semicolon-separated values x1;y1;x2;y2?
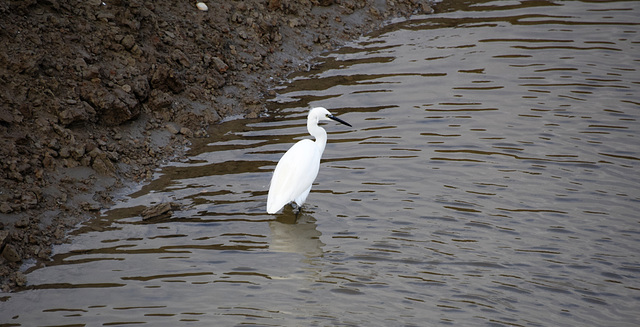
308;120;328;154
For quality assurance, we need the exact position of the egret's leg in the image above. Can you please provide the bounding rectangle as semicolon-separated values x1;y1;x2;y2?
290;202;302;221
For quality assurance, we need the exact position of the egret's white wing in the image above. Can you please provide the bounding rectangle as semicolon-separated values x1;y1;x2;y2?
267;139;321;214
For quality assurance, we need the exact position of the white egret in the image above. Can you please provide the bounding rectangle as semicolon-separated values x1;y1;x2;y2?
267;107;352;214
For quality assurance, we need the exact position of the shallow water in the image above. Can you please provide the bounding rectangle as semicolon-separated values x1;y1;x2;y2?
3;0;640;326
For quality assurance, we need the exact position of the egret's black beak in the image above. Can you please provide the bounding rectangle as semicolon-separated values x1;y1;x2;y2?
328;114;352;127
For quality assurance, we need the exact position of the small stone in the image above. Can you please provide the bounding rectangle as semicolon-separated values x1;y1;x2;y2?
179;127;193;138
166;123;179;134
130;44;143;57
59;146;71;158
0;203;12;214
15;271;27;286
14;217;29;228
72;145;86;159
194;129;208;138
81;202;102;211
53;227;65;240
268;0;280;10
0;109;14;123
196;2;208;11
121;34;135;50
0;230;9;246
88;147;102;158
171;49;191;67
48;138;61;150
92;156;115;175
43;154;55;168
2;244;21;262
21;192;38;207
211;56;228;72
141;202;177;220
58;106;88;125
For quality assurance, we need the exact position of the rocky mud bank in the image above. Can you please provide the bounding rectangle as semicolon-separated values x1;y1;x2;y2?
0;0;434;291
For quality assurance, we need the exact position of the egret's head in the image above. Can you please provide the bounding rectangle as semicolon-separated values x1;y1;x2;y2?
309;107;352;127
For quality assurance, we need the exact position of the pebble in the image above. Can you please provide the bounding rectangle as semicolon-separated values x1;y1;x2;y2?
15;217;30;228
121;34;136;50
141;202;176;220
2;244;21;262
0;231;9;247
196;2;208;11
166;123;180;135
15;271;27;286
0;203;12;214
211;56;229;72
180;127;193;138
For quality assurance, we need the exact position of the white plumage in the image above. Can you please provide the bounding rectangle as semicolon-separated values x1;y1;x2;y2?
267;107;351;214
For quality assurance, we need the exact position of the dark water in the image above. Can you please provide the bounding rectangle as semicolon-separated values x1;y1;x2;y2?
3;1;640;326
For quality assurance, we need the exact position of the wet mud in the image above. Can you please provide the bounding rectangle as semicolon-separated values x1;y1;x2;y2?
0;0;433;291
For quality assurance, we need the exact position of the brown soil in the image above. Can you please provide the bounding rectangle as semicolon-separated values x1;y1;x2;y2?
0;0;434;292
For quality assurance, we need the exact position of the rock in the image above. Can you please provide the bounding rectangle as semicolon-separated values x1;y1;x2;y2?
268;0;281;10
42;154;55;168
59;146;71;158
14;217;30;228
148;89;173;110
0;203;12;214
2;244;21;262
171;49;191;67
131;76;150;99
48;138;61;151
96;11;116;21
92;156;115;175
109;88;141;125
79;86;141;126
53;227;65;240
141;202;178;220
180;127;193;138
130;44;143;56
81;202;102;211
196;2;208;11
166;123;179;134
121;34;136;50
88;146;102;158
150;64;185;93
58;105;89;126
14;271;27;286
0;109;14;124
71;145;86;159
211;56;229;72
0;231;9;247
82;65;100;79
206;71;226;89
80;155;92;167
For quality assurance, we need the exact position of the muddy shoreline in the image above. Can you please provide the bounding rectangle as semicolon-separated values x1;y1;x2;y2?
0;0;434;291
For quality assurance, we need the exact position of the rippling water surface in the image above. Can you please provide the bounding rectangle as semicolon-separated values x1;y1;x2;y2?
4;1;640;326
